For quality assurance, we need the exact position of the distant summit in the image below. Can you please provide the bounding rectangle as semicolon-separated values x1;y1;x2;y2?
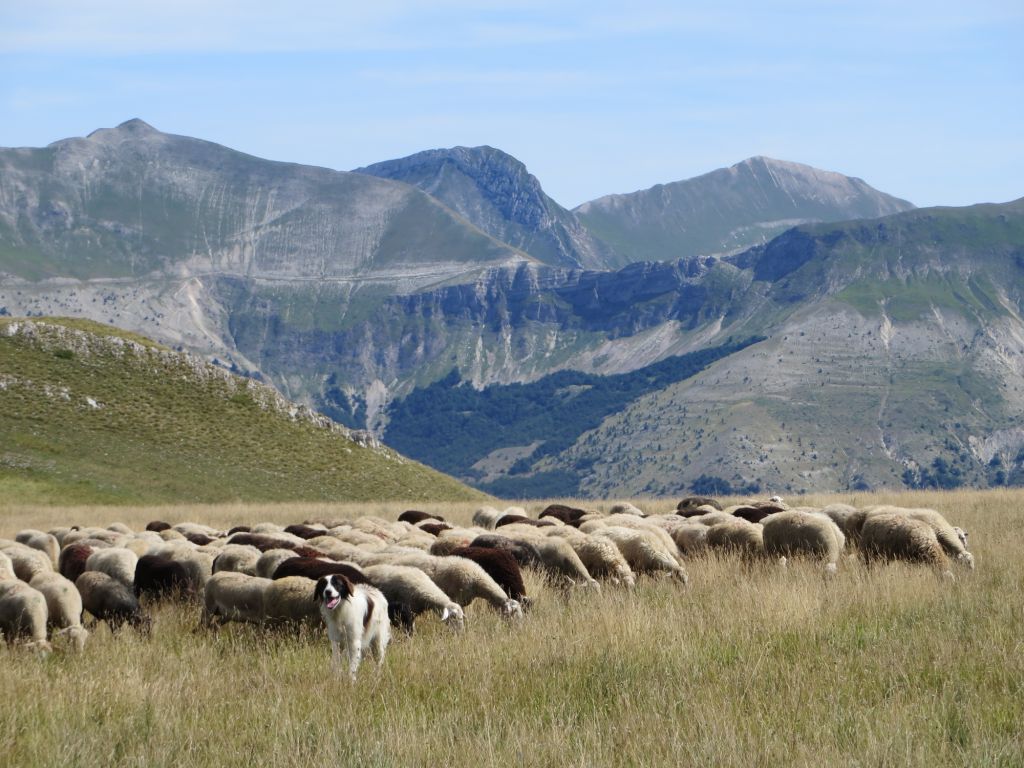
575;156;915;264
356;146;614;269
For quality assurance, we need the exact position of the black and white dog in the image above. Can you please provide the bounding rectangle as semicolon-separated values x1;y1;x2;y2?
313;574;391;680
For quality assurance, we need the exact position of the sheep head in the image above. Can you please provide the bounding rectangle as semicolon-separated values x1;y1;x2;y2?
501;599;523;620
440;604;465;631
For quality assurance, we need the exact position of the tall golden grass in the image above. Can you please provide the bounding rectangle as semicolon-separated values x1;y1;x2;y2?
1;490;1021;767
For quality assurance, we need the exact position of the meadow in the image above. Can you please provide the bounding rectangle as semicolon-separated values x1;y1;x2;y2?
1;489;1022;767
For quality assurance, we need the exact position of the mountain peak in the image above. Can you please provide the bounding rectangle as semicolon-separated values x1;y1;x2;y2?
85;118;159;140
356;146;612;269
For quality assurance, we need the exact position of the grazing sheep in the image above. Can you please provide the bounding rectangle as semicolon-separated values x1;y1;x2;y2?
0;552;15;581
691;511;738;528
145;521;172;532
314;574;391;681
762;511;844;574
85;548;139;589
256;549;300;579
471;506;504;530
283;524;327;540
106;522;135;535
173;522;221;538
304;537;366;563
449;547;528;604
204;572;272;625
594;527;688;583
859;513;953;572
580;515;682;563
866;507;974;569
820;504;869;545
28;572;88;651
429;537;468;557
539;504;590;525
531;536;599;589
0;581;51;654
163;547;216;590
158;529;186;541
362;564;465;633
58;543;94;583
15;530;60;568
468;535;544;569
134;554;196;599
730;506;774;525
677;496;723;513
398;510;445;525
75;571;150;632
62;528;126;547
496;515;550;528
706;520;765;558
550;531;636;587
227;532;306;552
667;522;710;554
48;527;79;546
272;557;369;585
608;502;645;516
263;576;321;624
418;522;452;537
1;544;54;582
227;525;251;535
211;545;263;576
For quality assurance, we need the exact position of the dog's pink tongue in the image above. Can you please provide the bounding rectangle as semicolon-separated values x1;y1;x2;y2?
326;596;341;610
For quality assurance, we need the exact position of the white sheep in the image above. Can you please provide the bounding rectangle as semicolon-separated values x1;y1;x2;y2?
471;506;505;530
305;537;367;563
705;519;765;558
1;543;54;582
503;533;599;589
106;522;135;535
15;530;60;568
0;581;51;654
204;571;272;625
256;549;300;579
62;528;127;547
549;529;636;587
608;502;646;516
820;504;869;545
581;514;683;564
665;522;710;554
865;506;973;569
262;576;321;624
761;511;844;574
85;548;139;589
28;572;88;651
858;513;956;575
173;522;222;538
362;564;465;631
212;545;263;576
389;553;522;618
593;527;688;584
0;551;15;581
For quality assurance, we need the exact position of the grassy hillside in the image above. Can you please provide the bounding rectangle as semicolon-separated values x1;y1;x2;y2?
0;490;1019;767
0;317;484;505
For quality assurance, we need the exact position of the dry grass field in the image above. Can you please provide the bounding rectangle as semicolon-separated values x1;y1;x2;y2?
1;489;1022;767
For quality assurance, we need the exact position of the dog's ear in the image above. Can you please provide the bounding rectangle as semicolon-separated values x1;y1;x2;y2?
313;576;328;603
335;574;354;600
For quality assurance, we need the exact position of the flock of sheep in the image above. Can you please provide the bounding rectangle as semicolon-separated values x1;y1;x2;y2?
0;496;975;666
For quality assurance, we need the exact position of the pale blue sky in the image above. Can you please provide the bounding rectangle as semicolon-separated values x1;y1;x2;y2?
2;1;1022;209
